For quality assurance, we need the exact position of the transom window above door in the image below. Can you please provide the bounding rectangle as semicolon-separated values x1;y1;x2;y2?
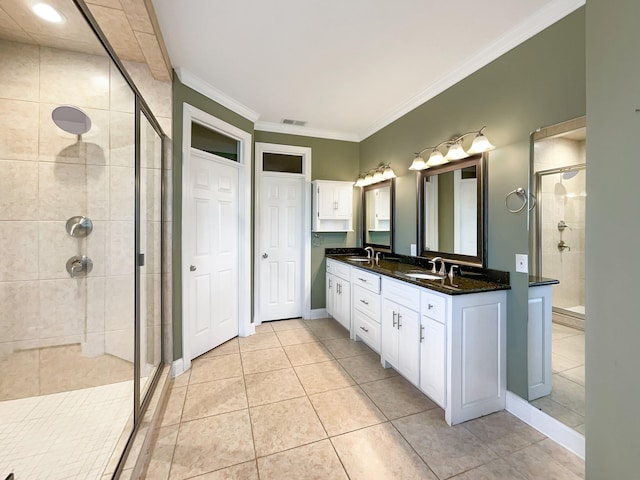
262;152;304;174
191;121;239;161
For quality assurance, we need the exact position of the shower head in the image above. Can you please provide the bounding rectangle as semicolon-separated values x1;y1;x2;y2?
52;105;91;135
562;170;579;180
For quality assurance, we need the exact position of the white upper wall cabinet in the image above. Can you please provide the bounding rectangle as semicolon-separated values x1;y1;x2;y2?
312;180;354;232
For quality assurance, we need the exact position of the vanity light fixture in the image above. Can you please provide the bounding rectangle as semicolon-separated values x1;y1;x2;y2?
354;164;396;187
409;127;495;170
32;3;64;23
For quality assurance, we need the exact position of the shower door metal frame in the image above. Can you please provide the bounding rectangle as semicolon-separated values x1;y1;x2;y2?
534;163;586;320
72;0;167;478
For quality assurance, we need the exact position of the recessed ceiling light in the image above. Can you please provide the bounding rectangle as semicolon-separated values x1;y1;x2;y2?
32;3;64;23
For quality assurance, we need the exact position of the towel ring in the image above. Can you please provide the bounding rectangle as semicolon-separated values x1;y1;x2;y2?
505;187;536;213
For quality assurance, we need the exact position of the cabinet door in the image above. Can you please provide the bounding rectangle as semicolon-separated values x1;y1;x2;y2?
326;273;335;317
381;298;399;367
334;185;353;219
420;315;446;407
334;280;351;331
397;307;420;386
317;184;337;218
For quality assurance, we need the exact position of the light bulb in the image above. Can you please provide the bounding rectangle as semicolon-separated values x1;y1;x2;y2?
467;132;495;154
444;142;468;161
409;155;427;171
426;149;447;166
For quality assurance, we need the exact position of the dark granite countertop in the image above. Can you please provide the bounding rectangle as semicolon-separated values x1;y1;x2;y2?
528;275;560;287
325;248;510;296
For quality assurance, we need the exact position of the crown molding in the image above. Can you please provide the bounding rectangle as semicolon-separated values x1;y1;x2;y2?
359;0;585;140
175;67;260;123
254;121;359;143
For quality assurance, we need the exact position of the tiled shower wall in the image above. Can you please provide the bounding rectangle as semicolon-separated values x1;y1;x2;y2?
0;39;171;363
534;137;586;310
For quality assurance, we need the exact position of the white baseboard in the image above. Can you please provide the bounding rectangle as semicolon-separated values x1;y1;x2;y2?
506;391;585;459
171;358;185;378
308;308;328;320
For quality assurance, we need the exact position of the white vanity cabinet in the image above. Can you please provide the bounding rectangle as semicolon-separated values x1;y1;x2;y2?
528;284;553;400
420;291;447;408
326;259;351;330
312;180;353;232
381;278;421;386
351;268;382;352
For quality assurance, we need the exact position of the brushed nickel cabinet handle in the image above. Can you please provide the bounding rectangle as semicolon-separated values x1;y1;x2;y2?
360;326;369;333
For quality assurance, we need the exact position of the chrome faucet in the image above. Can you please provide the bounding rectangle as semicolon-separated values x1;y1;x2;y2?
364;246;374;259
429;256;444;275
375;251;382;265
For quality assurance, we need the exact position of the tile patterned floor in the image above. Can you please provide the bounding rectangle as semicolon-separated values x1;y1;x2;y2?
148;318;585;480
531;323;585;434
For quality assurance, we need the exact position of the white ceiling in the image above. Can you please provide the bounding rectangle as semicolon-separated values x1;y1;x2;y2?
152;0;584;141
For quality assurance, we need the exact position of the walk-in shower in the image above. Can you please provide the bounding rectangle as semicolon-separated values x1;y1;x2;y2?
0;0;166;478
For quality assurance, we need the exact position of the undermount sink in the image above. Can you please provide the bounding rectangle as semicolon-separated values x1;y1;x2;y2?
405;272;443;280
348;257;371;262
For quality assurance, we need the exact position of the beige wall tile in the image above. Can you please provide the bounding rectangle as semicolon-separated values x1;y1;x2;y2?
87;4;145;63
86;276;106;333
85;0;124;9
107;221;134;275
105;326;135;362
40;47;110;110
141;167;162;221
38;221;80;279
105;274;134;331
122;60;171;119
110;111;135;167
87;166;109;220
39;279;85;339
0;160;38;220
0;29;37;45
109;166;135;222
0;39;39;102
135;31;167;74
0;98;39;161
0;221;39;281
120;0;153;33
38;162;87;220
0;281;40;341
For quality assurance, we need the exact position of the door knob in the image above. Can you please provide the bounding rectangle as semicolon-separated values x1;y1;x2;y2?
190;265;196;271
262;253;268;259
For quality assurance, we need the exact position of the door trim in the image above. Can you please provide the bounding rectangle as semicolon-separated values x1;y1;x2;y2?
254;142;311;324
182;103;253;372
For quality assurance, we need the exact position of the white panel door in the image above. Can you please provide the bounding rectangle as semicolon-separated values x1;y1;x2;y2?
186;151;239;359
397;307;420;386
420;315;446;407
259;175;303;320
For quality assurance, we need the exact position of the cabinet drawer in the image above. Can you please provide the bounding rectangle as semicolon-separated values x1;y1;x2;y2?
353;309;380;353
351;268;380;293
382;277;420;307
327;259;350;281
421;291;446;324
353;285;380;320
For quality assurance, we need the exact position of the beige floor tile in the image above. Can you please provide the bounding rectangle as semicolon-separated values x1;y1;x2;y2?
269;318;307;331
322;337;374;359
170;410;255;479
549;375;585;416
309;386;386;436
307;322;350;340
552;323;582;341
257;439;348;480
338;353;398;384
161;386;187;427
145;424;179;480
239;332;281;352
552;353;583;373
190;461;259;479
244;368;305;406
558;365;585;386
529;396;584;427
392;410;497;479
254;323;274;334
294;360;355;395
331;423;437;480
462;411;546;457
182;377;248;422
505;441;584;480
452;458;528;480
250;397;327;457
534;438;585;479
574;423;585;435
360;375;437;419
304;318;335;328
275;328;318;346
189;354;243;384
172;370;190;388
283;342;333;366
198;338;239;358
241;347;291;375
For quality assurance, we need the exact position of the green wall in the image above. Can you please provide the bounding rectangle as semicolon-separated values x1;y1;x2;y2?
586;0;640;475
171;75;255;360
359;8;585;398
254;131;360;310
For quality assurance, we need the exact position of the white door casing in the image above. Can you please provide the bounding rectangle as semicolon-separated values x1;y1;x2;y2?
254;143;311;324
181;104;252;372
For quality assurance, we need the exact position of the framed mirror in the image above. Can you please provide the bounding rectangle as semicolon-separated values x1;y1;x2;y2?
417;153;487;266
362;179;395;252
